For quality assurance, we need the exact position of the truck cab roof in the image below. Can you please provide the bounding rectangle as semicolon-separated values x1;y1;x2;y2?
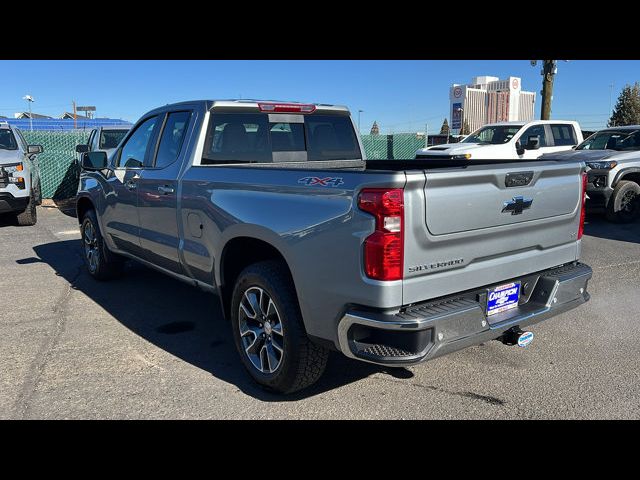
483;120;579;128
147;99;350;115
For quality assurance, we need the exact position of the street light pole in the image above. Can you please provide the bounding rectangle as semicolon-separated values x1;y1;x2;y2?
358;109;364;132
22;95;34;131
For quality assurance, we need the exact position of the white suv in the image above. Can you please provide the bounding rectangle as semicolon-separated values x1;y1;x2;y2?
0;123;43;226
416;120;583;161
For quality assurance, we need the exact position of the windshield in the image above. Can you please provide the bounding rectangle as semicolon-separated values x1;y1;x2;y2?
100;129;128;149
461;125;522;144
0;129;18;150
576;130;640;151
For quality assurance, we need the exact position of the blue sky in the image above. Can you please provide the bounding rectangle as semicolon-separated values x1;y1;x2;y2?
1;60;639;133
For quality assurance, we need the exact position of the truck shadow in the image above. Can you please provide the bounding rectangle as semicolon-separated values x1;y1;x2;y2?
30;239;410;401
584;208;640;244
0;214;18;227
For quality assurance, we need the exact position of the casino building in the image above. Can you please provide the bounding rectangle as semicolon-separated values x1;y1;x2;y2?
449;76;536;134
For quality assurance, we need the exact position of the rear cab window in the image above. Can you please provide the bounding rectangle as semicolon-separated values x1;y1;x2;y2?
200;111;361;165
99;129;129;150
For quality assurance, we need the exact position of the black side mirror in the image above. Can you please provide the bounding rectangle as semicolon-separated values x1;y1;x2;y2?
81;151;109;171
27;144;43;154
525;135;540;150
516;140;525;156
76;144;89;153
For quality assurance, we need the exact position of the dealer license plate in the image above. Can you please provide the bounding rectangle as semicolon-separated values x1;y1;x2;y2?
486;282;521;316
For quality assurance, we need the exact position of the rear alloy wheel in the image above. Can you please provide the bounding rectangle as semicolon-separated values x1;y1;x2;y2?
606;180;640;223
231;261;329;394
238;286;285;374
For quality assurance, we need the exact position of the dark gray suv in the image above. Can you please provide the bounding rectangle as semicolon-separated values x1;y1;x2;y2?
540;126;640;223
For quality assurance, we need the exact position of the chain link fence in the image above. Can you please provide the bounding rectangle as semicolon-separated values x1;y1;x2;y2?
23;131;89;199
21;131;430;200
361;133;427;160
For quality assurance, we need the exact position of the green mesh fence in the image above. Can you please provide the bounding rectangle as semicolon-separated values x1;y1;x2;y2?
23;131;89;199
21;131;426;200
360;133;426;160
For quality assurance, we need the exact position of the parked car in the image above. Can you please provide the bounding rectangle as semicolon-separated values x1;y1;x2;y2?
76;100;592;393
415;120;583;160
0;122;43;225
75;125;131;159
540;126;640;223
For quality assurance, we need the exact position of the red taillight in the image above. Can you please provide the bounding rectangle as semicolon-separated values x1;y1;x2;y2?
258;102;316;113
578;171;587;240
358;188;404;281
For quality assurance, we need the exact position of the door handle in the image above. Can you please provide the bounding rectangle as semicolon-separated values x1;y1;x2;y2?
124;174;140;190
157;186;175;195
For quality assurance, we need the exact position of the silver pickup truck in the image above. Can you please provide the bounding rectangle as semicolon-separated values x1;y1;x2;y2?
76;100;593;393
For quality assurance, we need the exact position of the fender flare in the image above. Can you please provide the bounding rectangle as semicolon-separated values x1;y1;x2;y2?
613;167;640;186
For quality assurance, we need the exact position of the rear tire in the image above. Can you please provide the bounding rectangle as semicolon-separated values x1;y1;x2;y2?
80;209;125;280
606;180;640;223
230;260;329;394
15;190;37;226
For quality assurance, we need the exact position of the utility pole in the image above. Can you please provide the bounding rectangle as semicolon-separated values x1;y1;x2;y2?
73;100;77;129
540;60;557;120
609;83;615;125
425;123;428;147
358;110;364;132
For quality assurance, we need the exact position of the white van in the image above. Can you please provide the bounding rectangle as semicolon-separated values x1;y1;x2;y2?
416;120;583;160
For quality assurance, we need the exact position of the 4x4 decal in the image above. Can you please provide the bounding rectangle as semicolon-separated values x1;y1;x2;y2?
298;176;344;187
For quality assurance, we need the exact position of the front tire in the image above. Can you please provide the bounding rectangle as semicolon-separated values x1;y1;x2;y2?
606;180;640;223
81;209;124;280
230;260;329;394
15;190;37;226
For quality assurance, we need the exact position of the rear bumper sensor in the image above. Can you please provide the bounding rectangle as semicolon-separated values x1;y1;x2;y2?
337;262;592;366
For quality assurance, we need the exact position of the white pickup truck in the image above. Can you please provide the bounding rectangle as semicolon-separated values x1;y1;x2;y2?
416;120;583;161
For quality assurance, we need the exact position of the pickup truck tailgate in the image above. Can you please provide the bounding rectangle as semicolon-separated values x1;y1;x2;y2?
402;161;584;305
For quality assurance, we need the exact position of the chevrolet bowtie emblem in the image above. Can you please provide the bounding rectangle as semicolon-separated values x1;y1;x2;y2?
502;196;533;215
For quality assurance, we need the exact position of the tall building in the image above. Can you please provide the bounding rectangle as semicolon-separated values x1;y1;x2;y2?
449;76;536;134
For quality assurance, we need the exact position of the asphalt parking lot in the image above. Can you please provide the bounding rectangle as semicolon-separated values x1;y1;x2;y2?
1;204;638;419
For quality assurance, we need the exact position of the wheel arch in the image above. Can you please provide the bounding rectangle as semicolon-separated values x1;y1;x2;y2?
218;236;298;323
76;195;96;223
613;167;640;186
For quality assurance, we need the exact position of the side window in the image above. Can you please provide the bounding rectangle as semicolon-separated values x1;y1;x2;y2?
520;125;548;147
153;111;192;169
617;131;640;151
15;128;28;151
551;124;577;146
87;130;96;150
118;116;158;168
202;113;270;164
